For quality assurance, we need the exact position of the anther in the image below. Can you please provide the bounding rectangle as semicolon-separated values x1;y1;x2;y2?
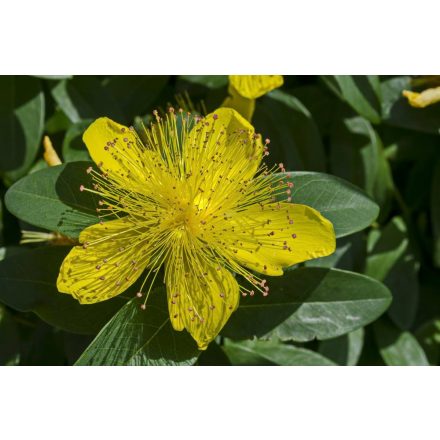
136;292;143;298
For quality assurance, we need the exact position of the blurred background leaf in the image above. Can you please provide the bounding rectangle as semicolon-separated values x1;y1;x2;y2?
0;76;45;183
253;89;326;171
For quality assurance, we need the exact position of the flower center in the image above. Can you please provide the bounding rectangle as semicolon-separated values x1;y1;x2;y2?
161;197;203;237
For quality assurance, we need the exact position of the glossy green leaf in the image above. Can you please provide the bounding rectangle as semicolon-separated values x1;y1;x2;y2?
50;77;124;124
318;327;364;366
431;158;440;268
381;76;440;134
103;75;169;120
254;89;326;171
277;171;379;237
0;246;126;334
322;75;382;124
62;120;92;162
5;161;98;239
75;287;199;366
223;268;391;342
223;339;336;366
374;318;429;366
0;76;45;180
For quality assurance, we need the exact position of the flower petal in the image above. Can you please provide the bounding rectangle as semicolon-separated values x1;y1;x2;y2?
165;255;239;350
185;107;263;183
57;217;150;304
402;87;440;108
222;89;256;121
217;203;336;275
229;75;284;99
83;117;152;180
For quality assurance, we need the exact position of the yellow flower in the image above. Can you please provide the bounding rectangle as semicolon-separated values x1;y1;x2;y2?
223;75;284;121
402;87;440;108
57;107;335;349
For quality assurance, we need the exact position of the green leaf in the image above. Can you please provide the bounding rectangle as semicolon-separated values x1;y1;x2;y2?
330;116;394;220
0;305;20;365
374;318;429;366
75;287;199;366
223;267;391;342
366;217;409;281
0;246;125;334
431;158;440;268
197;340;231;366
50;77;124;124
34;75;73;80
415;319;440;366
45;108;72;134
278;171;379;238
306;233;366;272
381;76;440;134
254;89;326;171
318;327;364;366
0;76;45;180
62;120;92;162
5;161;98;239
290;84;339;136
223;339;336;366
366;217;419;329
385;254;419;330
103;76;169;120
322;75;382;123
179;75;228;89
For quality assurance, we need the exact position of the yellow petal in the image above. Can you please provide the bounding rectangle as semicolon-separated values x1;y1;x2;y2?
402;87;440;108
222;88;256;121
83;117;151;180
185;107;263;184
57;217;150;304
165;255;239;350
229;75;284;99
218;203;336;275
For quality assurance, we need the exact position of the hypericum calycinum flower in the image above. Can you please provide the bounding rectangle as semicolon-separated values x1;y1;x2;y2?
223;75;283;121
57;108;335;349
